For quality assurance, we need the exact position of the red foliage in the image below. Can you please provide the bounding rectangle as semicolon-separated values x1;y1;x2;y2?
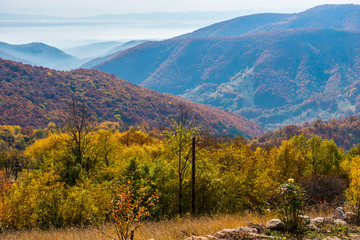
0;59;263;137
257;115;360;150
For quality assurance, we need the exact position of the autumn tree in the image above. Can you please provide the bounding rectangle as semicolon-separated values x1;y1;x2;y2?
97;182;158;240
166;104;200;216
61;96;95;185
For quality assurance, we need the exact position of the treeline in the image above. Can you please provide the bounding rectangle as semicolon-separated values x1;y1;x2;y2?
256;115;360;151
1;119;360;231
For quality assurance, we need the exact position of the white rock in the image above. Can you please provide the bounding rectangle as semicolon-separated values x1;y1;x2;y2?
266;218;285;231
333;207;346;220
311;217;324;224
234;226;258;233
205;235;217;240
334;219;347;225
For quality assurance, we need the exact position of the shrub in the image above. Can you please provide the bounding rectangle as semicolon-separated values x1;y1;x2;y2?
276;178;306;233
96;181;158;240
300;175;346;206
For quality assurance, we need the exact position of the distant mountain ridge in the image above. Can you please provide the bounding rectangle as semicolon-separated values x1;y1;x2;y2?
0;42;81;70
0;40;148;70
80;40;148;68
93;4;360;130
64;41;124;59
178;4;360;38
0;59;263;137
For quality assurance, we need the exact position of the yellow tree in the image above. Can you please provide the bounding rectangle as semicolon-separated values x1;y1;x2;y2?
346;156;360;223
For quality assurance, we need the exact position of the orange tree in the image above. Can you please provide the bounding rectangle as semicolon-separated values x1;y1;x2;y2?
97;181;158;240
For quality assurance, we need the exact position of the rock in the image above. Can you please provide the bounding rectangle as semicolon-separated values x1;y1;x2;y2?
266;218;285;231
214;231;226;238
308;223;318;231
333;219;347;225
246;232;275;239
234;226;258;233
205;235;217;240
247;222;266;233
324;217;335;224
311;217;324;225
185;236;209;240
299;215;311;224
333;207;346;220
345;211;357;223
214;229;234;238
322;237;341;240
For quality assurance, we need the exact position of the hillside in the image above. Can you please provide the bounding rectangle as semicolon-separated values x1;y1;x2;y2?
94;28;360;130
0;42;81;70
80;40;148;68
0;59;263;137
256;115;360;151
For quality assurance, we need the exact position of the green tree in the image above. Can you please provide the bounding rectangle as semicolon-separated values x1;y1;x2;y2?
166;117;200;216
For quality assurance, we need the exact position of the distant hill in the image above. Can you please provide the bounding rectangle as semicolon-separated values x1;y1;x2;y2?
63;41;123;59
0;42;81;70
177;13;290;38
0;49;32;64
80;40;148;68
256;115;360;151
93;4;360;131
0;59;263;137
178;4;360;38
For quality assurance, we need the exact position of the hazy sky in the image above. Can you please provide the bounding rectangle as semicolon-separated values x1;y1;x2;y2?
1;0;360;48
2;0;359;17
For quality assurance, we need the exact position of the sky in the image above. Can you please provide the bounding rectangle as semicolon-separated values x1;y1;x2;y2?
1;0;359;17
0;0;359;49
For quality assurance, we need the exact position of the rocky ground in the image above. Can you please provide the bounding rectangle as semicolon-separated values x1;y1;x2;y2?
185;208;360;240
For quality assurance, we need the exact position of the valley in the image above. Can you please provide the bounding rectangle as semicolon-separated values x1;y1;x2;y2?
1;4;360;239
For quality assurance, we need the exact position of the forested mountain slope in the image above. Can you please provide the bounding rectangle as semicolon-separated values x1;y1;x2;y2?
94;28;360;130
0;59;263;136
256;115;360;150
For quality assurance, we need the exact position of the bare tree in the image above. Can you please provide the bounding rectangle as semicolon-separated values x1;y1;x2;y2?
167;103;199;215
61;96;95;185
177;102;190;126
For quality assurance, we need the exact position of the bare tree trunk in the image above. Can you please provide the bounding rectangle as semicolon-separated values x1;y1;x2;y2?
191;136;195;216
178;138;183;216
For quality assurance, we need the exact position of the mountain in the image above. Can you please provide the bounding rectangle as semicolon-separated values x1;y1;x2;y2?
177;13;290;38
0;59;263;137
0;42;81;70
93;4;360;131
0;50;32;64
63;41;124;59
104;40;148;55
80;40;148;68
178;4;360;38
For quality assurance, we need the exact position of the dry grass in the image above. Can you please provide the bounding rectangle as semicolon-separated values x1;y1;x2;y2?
304;204;336;219
0;227;108;240
135;213;273;239
0;212;273;240
0;207;338;240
